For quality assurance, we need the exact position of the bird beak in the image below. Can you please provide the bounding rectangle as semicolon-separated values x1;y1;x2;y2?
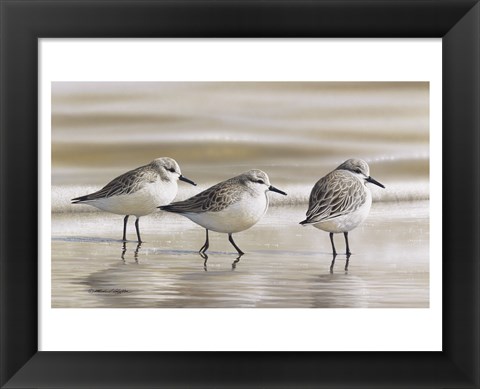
366;176;385;188
269;185;287;195
179;175;197;186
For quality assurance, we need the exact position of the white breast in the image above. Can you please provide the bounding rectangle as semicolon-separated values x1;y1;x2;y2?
87;179;178;217
184;191;269;233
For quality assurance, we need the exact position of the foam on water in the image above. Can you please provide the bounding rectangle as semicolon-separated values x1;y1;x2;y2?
53;181;429;214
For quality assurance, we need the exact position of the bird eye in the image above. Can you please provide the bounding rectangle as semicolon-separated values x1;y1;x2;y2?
257;179;265;184
355;169;362;174
167;168;176;173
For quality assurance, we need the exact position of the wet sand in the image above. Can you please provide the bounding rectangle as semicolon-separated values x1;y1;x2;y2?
51;201;429;308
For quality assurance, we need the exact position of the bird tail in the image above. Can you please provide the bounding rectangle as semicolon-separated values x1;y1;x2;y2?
158;203;189;214
71;195;90;204
158;204;176;213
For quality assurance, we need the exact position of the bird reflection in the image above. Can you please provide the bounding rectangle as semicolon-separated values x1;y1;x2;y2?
120;241;142;263
330;253;351;274
199;251;208;271
199;251;243;271
231;255;243;270
121;242;127;261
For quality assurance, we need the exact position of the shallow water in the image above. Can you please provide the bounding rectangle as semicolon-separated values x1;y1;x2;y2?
51;202;429;308
51;82;430;308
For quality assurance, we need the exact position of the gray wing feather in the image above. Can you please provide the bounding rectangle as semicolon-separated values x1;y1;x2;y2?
78;166;157;201
303;170;366;224
161;177;243;214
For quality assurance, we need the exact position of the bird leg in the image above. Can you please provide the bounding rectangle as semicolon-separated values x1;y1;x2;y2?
344;232;351;256
329;232;337;256
228;233;245;256
123;215;129;241
135;217;142;243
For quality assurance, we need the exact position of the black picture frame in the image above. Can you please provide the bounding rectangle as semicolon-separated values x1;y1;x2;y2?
1;1;479;387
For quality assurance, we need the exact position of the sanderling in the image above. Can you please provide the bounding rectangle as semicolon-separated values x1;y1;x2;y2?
159;169;287;256
300;159;384;264
71;157;196;242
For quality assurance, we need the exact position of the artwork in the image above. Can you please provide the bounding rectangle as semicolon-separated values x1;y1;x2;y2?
52;82;429;308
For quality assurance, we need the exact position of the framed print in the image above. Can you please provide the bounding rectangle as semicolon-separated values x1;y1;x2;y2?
40;41;442;354
1;1;479;388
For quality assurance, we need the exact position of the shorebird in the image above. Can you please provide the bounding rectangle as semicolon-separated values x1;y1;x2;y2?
300;159;385;260
71;157;196;242
159;169;287;255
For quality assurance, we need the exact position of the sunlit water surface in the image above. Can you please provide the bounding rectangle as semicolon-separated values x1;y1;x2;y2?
52;202;428;308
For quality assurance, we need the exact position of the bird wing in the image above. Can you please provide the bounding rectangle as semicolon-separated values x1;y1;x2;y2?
72;166;157;202
301;170;366;225
161;178;244;214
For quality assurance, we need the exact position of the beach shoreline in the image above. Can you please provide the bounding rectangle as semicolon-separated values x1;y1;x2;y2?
51;201;429;308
